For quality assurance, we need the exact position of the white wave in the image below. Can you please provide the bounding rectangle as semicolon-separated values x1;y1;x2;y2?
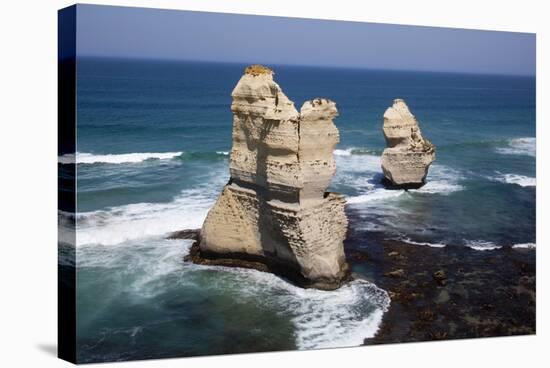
464;240;502;251
216;151;229;156
496;137;536;157
70;154;229;246
512;243;536;249
334;152;463;200
410;164;464;195
77;238;391;350
400;237;446;248
333;147;379;157
209;265;390;349
410;180;464;194
346;178;462;204
334;152;381;174
334;148;353;156
58;151;182;164
74;185;221;246
291;283;388;349
344;163;463;205
347;189;405;204
493;173;536;187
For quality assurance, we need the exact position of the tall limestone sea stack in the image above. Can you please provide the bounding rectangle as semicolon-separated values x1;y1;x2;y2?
381;99;435;188
190;65;349;290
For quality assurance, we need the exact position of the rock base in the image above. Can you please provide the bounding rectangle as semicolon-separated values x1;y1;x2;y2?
381;177;426;190
185;238;351;291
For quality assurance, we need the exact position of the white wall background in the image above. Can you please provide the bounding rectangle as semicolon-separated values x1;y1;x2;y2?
0;0;547;367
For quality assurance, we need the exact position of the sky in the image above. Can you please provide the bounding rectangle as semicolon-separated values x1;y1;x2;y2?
74;4;536;76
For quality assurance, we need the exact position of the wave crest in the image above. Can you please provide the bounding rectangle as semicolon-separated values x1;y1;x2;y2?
72;188;218;246
334;147;381;157
512;243;536;249
496;137;535;157
340;155;463;206
347;189;405;204
399;237;446;248
59;151;183;164
464;240;502;251
492;173;536;187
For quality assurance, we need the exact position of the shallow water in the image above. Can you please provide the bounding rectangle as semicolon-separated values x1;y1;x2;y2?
62;58;535;362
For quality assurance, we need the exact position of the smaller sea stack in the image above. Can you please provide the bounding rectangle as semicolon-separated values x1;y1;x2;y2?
381;99;435;188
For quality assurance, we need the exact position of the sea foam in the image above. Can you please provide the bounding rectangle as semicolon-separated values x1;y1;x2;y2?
221;266;390;349
493;173;536;187
58;151;183;164
496;137;536;157
333;149;353;156
409;164;464;195
512;243;536;249
464;240;502;251
399;237;447;248
346;189;405;204
337;153;463;205
333;147;380;157
77;238;391;350
74;188;217;246
410;180;464;194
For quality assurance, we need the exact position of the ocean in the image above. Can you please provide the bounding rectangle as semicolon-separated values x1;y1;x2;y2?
60;57;535;362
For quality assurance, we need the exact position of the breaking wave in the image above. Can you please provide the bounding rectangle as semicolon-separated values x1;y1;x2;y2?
409;180;464;194
59;151;183;164
77;238;390;350
496;137;536;157
492;173;536;187
512;243;536;249
399;237;447;248
58;150;232;165
73;189;217;246
464;240;502;251
225;266;390;349
333;147;381;157
347;190;405;204
336;153;463;205
334;149;353;157
464;240;535;251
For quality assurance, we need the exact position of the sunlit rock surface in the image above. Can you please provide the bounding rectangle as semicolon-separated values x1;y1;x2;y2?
381;99;435;188
195;65;349;290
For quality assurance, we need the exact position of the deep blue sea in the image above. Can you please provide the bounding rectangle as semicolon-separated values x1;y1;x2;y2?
62;57;535;362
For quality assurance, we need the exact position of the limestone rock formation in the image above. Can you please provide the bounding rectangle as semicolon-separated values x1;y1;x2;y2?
193;65;349;290
381;99;435;188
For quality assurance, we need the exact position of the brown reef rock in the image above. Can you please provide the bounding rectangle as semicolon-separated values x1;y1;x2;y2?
381;99;435;188
192;65;349;290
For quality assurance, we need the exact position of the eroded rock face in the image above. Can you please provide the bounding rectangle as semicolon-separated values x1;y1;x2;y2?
196;65;349;290
381;99;435;188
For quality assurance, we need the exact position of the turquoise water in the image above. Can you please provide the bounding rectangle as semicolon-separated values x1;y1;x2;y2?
64;58;535;362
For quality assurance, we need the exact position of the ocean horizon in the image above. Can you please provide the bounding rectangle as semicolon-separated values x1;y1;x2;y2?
75;55;537;78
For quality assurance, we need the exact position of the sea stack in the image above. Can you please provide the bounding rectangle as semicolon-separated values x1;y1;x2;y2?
192;65;349;290
381;99;435;188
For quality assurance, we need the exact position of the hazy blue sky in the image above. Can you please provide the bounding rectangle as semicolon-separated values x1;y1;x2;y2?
75;4;535;76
